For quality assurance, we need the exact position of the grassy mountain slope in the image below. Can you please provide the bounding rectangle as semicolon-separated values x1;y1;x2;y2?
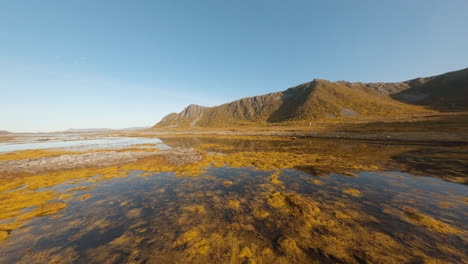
393;68;468;111
154;68;467;128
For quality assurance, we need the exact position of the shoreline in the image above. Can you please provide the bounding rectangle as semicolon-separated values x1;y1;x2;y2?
135;130;468;146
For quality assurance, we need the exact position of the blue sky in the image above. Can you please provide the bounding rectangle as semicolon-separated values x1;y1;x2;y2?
1;0;467;132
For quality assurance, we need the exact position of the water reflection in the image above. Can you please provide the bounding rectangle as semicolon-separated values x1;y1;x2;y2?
0;136;167;152
161;136;468;184
0;136;466;264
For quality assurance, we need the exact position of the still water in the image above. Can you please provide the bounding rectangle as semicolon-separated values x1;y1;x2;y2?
0;136;166;152
0;136;466;264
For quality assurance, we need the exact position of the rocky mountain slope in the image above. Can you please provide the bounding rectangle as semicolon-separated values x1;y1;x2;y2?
154;68;468;128
392;68;468;110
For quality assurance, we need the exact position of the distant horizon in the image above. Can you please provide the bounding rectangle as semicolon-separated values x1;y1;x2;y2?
3;126;152;134
2;0;468;132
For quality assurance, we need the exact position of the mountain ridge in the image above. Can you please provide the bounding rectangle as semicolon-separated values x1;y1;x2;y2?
154;68;468;128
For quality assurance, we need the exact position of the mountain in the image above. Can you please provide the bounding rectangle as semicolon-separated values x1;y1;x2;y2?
0;130;10;134
154;68;468;128
391;68;468;111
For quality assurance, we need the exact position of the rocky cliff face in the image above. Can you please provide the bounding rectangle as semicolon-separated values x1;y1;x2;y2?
154;68;468;128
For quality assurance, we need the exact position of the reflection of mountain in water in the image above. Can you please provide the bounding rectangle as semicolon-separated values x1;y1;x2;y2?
159;136;467;184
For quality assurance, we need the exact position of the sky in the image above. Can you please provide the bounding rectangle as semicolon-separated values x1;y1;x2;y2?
1;0;467;132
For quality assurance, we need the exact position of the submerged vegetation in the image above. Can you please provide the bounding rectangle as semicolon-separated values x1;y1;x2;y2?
0;135;466;263
402;207;461;233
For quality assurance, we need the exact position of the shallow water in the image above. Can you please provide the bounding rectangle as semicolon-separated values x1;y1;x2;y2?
0;135;167;152
0;136;466;264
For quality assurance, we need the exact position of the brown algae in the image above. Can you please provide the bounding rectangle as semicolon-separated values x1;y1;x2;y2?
0;136;466;264
343;188;362;197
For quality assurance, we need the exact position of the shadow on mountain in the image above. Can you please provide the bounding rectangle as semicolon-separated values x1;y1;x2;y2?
266;82;314;122
392;68;468;111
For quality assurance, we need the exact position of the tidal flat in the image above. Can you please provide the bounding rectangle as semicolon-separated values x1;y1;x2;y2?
0;134;466;264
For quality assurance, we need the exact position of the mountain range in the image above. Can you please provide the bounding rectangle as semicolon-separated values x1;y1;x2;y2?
154;68;468;128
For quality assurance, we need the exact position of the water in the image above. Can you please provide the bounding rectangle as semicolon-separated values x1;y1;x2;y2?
0;135;168;152
0;136;466;264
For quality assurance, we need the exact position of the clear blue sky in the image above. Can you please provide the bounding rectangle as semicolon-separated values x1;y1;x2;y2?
1;0;467;132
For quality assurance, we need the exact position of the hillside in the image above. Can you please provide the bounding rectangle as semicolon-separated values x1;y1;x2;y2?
154;68;468;128
392;68;468;110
